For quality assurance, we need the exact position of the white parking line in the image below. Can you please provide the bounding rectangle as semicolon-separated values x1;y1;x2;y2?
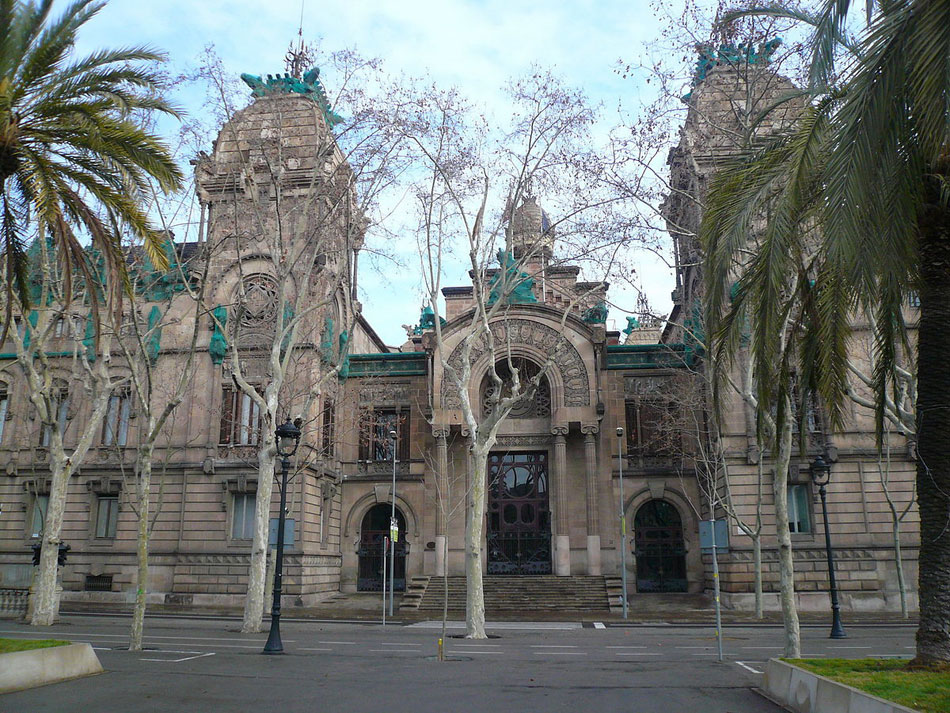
829;646;872;649
606;645;647;649
299;648;332;652
141;652;215;663
736;661;763;674
676;646;712;649
535;652;588;656
616;652;662;656
318;641;357;645
369;649;419;653
379;642;421;647
531;645;577;648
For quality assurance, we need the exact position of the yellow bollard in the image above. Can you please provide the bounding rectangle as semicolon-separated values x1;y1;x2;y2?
438;637;443;661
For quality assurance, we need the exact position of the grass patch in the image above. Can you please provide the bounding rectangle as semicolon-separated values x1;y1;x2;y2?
0;638;70;654
787;658;950;713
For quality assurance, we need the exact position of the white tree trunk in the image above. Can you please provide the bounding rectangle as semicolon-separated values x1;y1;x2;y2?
242;443;276;633
465;445;488;639
30;432;68;626
130;445;153;651
773;408;800;658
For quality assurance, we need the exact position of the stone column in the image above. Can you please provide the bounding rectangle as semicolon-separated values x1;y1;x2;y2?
433;427;449;576
582;425;601;575
552;425;571;576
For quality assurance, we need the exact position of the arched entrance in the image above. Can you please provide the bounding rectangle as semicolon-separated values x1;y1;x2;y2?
486;451;552;574
357;505;407;592
634;499;687;592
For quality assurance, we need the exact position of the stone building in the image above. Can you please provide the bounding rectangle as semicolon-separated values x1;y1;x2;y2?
0;56;918;615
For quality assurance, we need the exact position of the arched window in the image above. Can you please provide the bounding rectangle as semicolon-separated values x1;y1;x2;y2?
480;358;550;419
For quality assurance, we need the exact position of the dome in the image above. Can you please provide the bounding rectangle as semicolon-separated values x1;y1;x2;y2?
508;197;555;257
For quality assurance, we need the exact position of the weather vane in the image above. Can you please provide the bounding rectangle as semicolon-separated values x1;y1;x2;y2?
284;0;316;78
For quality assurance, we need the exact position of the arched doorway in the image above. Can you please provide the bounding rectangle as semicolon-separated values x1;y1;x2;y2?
634;499;687;592
486;451;552;574
357;505;407;592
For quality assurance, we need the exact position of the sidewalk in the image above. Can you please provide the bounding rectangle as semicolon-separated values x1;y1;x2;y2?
57;592;919;627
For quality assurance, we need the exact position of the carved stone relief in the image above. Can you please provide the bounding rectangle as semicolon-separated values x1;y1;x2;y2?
358;382;410;406
441;319;590;409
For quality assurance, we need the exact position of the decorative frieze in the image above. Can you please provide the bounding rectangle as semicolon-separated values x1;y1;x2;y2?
442;319;590;409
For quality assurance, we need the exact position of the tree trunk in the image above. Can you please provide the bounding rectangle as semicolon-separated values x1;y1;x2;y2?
130;447;153;651
753;535;763;619
465;445;487;639
30;434;68;626
773;406;800;658
242;442;276;634
914;205;950;663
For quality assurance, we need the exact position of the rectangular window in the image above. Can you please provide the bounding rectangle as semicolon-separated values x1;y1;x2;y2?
96;496;119;538
30;494;49;538
102;391;131;446
219;386;262;446
787;484;812;534
40;390;69;447
359;409;409;462
321;398;336;458
625;400;675;458
231;493;256;539
0;389;8;444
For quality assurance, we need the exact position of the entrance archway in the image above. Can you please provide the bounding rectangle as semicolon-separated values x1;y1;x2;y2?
486;451;552;574
357;505;407;592
634;499;687;592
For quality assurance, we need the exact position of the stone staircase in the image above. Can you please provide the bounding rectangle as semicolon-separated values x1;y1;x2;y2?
407;575;611;613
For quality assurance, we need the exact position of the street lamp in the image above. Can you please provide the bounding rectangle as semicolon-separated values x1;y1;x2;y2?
616;427;628;619
810;454;847;639
389;428;397;617
262;418;301;655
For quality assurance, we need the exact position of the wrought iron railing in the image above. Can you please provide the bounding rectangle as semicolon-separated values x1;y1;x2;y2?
487;532;552;575
357;533;407;592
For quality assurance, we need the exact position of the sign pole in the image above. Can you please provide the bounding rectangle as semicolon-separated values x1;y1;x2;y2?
382;536;388;627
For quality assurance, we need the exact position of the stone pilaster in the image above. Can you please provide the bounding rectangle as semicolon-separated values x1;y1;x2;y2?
552;425;570;576
433;427;449;576
582;424;601;575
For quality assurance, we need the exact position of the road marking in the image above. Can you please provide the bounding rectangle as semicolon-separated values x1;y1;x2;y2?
676;646;713;649
318;641;357;645
458;650;500;655
742;646;783;650
736;661;763;674
593;622;606;629
91;646;111;651
606;645;647;649
299;648;332;652
616;652;662;656
379;642;421;647
535;652;588;656
141;652;215;663
369;649;419;653
530;645;577;648
829;646;872;649
455;643;502;648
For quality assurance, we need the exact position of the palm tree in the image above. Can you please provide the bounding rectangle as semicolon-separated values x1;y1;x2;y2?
701;0;950;664
0;0;182;315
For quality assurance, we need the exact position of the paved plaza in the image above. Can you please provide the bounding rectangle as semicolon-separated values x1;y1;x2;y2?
0;614;916;713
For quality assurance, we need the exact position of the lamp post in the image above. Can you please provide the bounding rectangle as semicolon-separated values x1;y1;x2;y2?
810;454;847;639
617;427;628;619
262;418;301;655
389;428;397;617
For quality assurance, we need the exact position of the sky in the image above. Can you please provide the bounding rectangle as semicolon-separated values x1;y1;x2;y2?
74;0;683;347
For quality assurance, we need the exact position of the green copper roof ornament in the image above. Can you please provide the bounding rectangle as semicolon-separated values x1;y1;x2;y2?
622;316;641;336
320;315;335;363
240;67;343;128
582;301;608;324
337;329;350;380
22;311;38;352
683;38;782;102
488;250;537;306
209;306;228;365
412;304;446;335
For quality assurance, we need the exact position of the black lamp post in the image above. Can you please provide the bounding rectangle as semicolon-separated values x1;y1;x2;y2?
810;454;847;639
262;418;301;655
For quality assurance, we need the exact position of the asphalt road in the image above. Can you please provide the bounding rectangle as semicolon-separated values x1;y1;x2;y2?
0;615;916;713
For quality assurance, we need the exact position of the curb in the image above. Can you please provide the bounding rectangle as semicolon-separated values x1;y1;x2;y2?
0;643;104;694
763;658;917;713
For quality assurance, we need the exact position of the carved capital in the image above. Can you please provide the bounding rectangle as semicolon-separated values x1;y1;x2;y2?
551;425;569;438
432;427;450;440
581;424;599;436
